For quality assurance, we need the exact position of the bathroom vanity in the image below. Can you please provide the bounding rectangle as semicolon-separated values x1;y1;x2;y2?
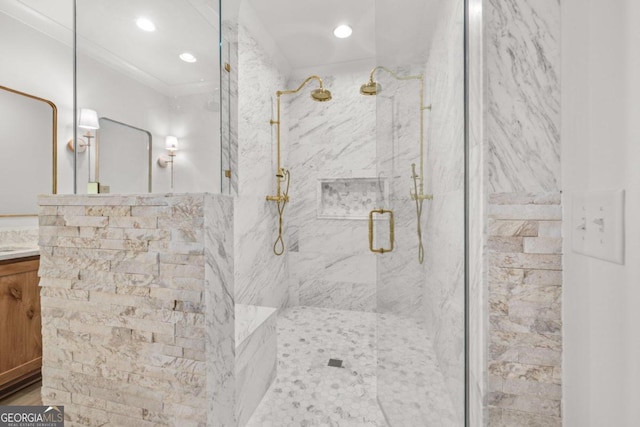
0;252;41;399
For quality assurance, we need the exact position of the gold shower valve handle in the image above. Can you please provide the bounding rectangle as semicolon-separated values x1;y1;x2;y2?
369;208;395;254
266;194;289;203
410;191;433;201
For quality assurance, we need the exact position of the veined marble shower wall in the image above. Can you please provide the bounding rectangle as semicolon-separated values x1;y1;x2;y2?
287;69;378;312
234;18;290;309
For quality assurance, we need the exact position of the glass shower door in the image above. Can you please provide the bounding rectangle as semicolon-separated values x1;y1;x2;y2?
373;0;466;420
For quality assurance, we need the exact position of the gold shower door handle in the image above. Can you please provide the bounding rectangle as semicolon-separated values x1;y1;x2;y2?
368;209;394;254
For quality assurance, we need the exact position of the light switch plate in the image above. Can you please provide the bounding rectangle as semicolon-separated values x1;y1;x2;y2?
572;190;625;264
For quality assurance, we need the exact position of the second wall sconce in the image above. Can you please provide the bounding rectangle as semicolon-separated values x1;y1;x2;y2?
157;136;178;189
67;108;100;154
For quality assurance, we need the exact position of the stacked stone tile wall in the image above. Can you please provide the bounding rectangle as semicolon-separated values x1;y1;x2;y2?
487;193;562;426
37;193;235;427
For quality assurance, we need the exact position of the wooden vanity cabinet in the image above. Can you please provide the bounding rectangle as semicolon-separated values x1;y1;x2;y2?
0;256;41;399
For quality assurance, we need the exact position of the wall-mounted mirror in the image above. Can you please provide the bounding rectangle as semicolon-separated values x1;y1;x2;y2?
0;85;57;216
74;0;221;194
96;117;152;194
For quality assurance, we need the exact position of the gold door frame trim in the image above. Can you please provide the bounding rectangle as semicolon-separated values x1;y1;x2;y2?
0;85;58;217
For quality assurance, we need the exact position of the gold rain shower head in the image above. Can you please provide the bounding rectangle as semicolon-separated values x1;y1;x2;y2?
310;88;332;102
360;80;381;96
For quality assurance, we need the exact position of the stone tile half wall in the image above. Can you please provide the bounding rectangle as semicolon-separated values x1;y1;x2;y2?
487;192;562;427
37;193;235;427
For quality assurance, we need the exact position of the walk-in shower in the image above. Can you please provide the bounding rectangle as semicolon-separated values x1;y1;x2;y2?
222;0;466;425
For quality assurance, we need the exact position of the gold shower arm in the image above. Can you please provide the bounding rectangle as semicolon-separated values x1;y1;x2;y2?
277;75;327;97
367;66;422;84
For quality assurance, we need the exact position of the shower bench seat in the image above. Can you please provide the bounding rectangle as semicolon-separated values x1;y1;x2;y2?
235;304;277;427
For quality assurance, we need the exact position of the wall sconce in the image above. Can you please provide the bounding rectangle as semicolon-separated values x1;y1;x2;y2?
67;109;100;190
67;108;100;152
80;108;99;186
157;136;178;189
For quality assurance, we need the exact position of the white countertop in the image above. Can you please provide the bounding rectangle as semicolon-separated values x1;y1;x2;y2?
0;246;40;261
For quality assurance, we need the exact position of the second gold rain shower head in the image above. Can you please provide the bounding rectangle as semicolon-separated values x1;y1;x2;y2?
360;80;381;96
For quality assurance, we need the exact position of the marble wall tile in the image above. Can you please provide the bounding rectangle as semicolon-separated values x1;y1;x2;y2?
237;23;287;197
235;23;290;310
234;195;288;308
291;250;377;312
299;279;376;312
486;0;561;194
235;304;276;344
235;306;277;427
204;194;236;427
297;222;369;255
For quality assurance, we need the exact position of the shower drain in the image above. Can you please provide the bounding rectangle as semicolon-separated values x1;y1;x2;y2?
328;358;343;368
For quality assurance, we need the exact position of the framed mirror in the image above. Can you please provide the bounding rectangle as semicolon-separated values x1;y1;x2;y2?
96;117;152;194
0;85;57;217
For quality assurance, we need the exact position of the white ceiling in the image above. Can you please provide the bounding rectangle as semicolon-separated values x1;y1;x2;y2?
243;0;443;72
4;0;445;94
244;0;376;71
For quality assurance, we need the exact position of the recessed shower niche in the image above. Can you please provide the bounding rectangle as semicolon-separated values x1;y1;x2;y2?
317;178;388;219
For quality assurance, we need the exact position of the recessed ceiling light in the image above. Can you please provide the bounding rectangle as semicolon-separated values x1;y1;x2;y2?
136;18;155;32
333;24;353;39
179;52;197;63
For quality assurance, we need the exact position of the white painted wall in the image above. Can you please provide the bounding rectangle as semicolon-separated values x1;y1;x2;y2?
562;0;640;425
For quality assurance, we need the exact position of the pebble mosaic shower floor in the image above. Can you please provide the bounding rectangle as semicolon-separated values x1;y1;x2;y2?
246;306;458;427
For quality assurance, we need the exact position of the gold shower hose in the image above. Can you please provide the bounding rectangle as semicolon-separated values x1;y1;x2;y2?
273;169;290;256
411;163;425;264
